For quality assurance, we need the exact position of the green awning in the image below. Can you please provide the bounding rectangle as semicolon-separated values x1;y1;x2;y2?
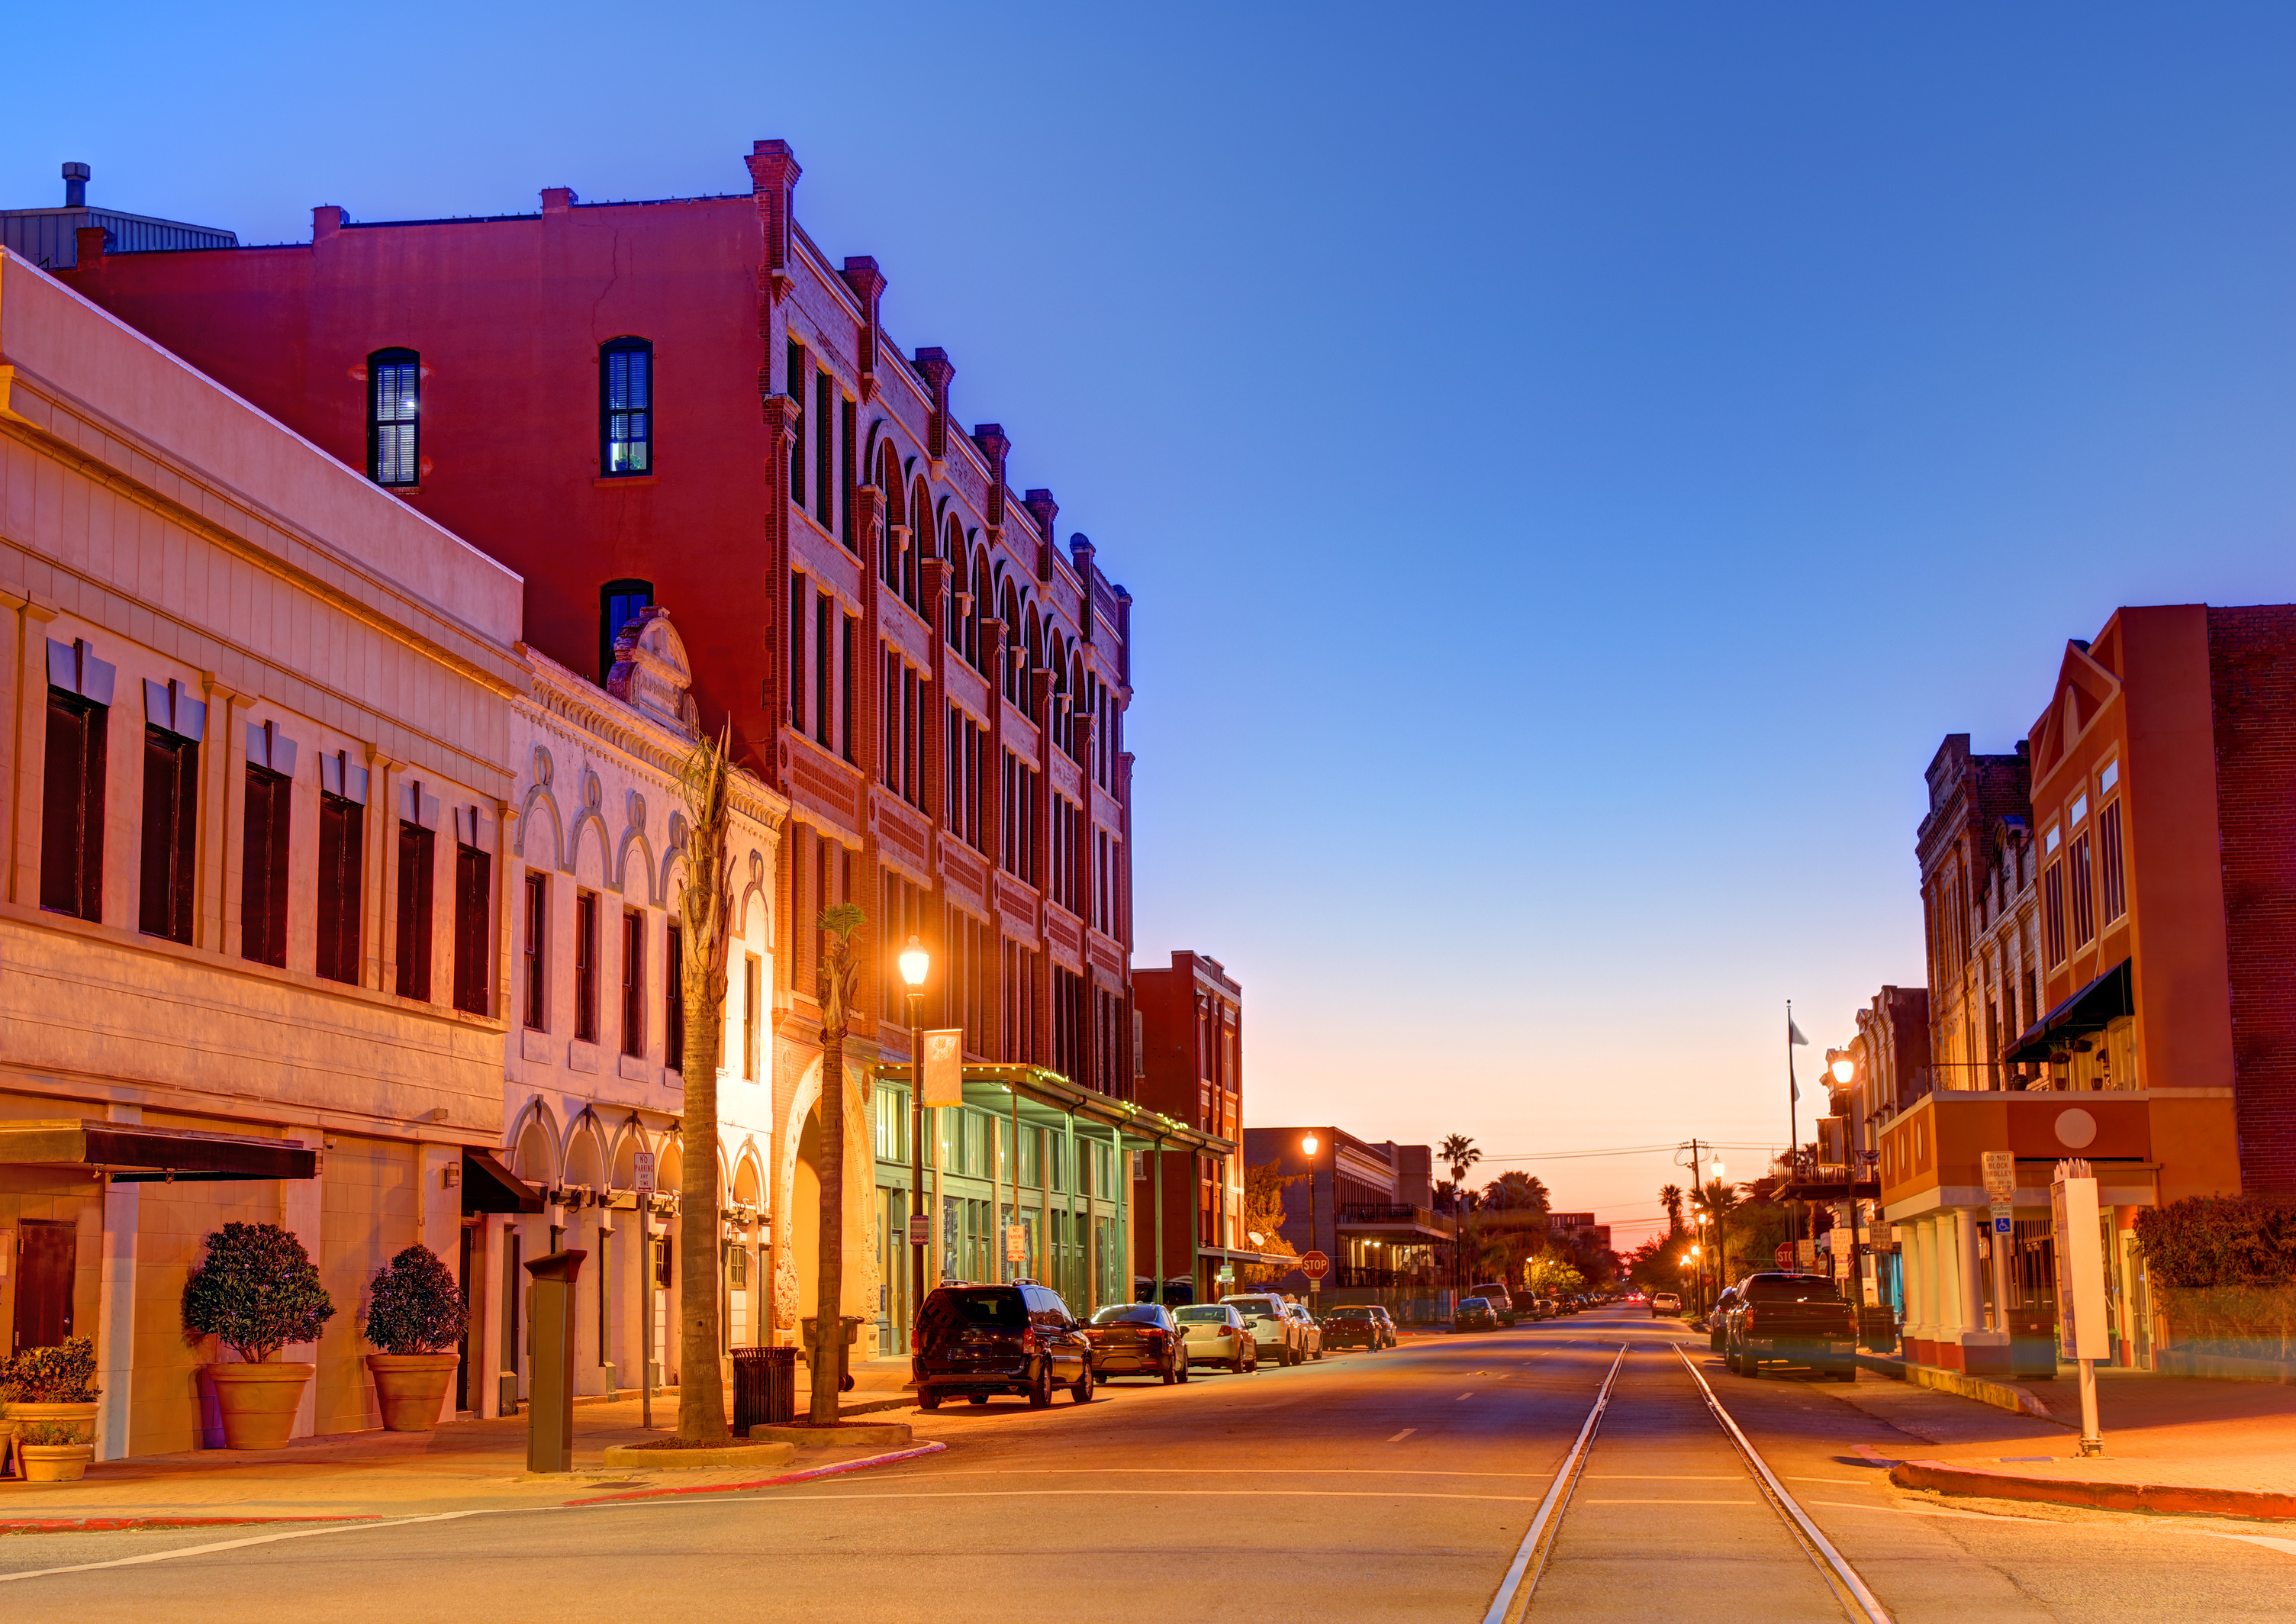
872;1062;1234;1158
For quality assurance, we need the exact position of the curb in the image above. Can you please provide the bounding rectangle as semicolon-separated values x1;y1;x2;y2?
1889;1458;2296;1521
565;1440;947;1505
1851;1352;2068;1424
0;1513;379;1535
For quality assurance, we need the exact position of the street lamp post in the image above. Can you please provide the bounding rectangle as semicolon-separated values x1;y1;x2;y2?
899;936;931;1339
1301;1133;1320;1306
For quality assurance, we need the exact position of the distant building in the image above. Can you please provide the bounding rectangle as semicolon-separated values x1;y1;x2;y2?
1916;734;2034;1092
1241;1126;1449;1316
0;162;235;269
1132;951;1245;1302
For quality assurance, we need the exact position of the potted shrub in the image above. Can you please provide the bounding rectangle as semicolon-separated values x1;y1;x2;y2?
362;1244;467;1430
14;1419;95;1483
182;1222;336;1449
2;1336;101;1472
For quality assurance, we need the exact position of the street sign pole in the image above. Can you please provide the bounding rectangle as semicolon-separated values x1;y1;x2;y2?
1982;1151;2017;1337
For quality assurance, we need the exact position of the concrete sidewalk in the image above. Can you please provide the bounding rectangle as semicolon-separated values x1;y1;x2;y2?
0;1398;937;1532
1876;1364;2296;1520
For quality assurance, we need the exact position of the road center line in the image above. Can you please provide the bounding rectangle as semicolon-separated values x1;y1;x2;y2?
1388;1429;1415;1442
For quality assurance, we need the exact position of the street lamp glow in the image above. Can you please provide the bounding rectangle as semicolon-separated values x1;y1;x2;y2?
1712;1162;1726;1180
1301;1133;1319;1156
1831;1058;1856;1085
897;934;930;988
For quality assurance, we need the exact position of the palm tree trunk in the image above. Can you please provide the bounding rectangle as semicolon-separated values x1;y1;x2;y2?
674;727;735;1445
810;1030;845;1424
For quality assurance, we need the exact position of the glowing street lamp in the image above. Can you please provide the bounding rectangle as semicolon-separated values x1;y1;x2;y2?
1301;1133;1322;1300
1831;1056;1856;1086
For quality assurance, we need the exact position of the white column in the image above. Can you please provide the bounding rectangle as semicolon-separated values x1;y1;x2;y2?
414;1142;460;1424
95;1160;140;1461
281;1136;324;1439
475;1215;505;1418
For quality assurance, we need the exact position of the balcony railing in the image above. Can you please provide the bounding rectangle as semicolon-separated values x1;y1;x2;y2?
1337;1203;1453;1235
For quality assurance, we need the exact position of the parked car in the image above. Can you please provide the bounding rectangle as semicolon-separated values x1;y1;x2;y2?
1084;1303;1189;1384
1280;1302;1325;1362
1707;1285;1742;1350
1220;1294;1305;1366
1174;1302;1259;1372
913;1281;1093;1410
1321;1305;1396;1349
1649;1291;1683;1316
1723;1273;1858;1381
1455;1296;1498;1332
1468;1282;1519;1326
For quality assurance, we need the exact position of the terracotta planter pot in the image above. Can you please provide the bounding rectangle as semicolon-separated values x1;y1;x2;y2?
365;1353;459;1431
207;1362;315;1450
18;1443;93;1483
6;1400;99;1444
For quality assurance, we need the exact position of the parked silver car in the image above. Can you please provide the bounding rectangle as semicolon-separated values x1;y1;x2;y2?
1219;1293;1307;1366
1280;1301;1325;1362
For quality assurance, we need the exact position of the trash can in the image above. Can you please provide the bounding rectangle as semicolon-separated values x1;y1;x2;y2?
732;1345;797;1430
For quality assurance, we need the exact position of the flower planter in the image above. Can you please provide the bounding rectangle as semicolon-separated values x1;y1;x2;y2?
18;1443;93;1483
206;1362;314;1450
5;1400;99;1443
365;1353;459;1431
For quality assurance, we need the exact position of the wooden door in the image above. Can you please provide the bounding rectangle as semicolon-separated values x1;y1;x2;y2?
13;1220;77;1349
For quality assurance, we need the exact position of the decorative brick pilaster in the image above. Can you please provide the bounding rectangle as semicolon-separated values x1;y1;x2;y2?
746;140;802;304
841;257;887;401
1022;489;1058;582
971;424;1010;529
914;348;955;470
1070;533;1096;644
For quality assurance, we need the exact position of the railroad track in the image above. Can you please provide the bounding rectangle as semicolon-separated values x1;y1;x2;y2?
1482;1340;1894;1624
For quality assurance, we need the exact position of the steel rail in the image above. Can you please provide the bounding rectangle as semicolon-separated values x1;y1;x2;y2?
1670;1343;1897;1624
1479;1342;1627;1624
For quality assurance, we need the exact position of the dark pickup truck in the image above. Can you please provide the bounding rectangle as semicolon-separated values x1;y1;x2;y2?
1722;1272;1857;1381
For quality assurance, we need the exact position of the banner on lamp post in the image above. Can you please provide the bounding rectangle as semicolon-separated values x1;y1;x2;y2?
920;1029;965;1106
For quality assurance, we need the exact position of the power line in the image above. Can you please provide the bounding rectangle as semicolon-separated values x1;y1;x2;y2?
1473;1142;1781;1163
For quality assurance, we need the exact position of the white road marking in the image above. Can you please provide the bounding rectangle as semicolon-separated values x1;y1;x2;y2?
2208;1534;2296;1557
1388;1429;1415;1442
1457;1391;1475;1400
0;1510;498;1585
1582;1498;1761;1506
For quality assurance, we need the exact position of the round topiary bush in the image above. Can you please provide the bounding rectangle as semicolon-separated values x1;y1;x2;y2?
182;1222;337;1363
363;1244;468;1356
1;1335;99;1403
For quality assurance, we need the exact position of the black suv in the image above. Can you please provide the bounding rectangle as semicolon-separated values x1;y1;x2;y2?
1320;1304;1397;1349
913;1281;1093;1410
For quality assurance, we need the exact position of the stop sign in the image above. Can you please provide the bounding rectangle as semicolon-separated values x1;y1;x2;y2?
1299;1250;1331;1281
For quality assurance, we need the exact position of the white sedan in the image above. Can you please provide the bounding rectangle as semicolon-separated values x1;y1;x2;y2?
1174;1303;1260;1373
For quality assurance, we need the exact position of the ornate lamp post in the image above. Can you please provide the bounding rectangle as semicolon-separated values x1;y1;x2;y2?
1301;1133;1321;1305
900;936;931;1328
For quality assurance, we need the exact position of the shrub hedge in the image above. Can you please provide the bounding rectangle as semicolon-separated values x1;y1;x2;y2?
2133;1196;2296;1288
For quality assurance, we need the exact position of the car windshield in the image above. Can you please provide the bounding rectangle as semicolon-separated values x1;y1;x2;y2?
1091;1305;1162;1326
929;1290;1026;1327
1223;1298;1280;1318
1328;1307;1370;1318
1175;1306;1231;1324
1461;1298;1489;1309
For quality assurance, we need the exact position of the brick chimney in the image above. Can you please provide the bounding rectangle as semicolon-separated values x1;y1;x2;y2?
745;140;801;301
840;256;887;401
914;347;955;467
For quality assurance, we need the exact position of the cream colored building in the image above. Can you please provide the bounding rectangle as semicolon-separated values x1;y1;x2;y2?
0;247;521;1455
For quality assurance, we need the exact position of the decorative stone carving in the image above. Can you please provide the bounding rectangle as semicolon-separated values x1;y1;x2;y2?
605;606;702;740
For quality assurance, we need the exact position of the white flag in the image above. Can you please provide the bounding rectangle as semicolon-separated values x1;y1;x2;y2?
1788;1017;1809;1046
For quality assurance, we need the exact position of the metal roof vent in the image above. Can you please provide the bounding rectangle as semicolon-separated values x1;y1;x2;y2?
62;162;89;208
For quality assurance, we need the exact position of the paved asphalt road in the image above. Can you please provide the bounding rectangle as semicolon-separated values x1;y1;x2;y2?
4;1307;2292;1621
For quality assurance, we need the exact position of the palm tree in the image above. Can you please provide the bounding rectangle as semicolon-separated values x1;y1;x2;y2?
810;901;866;1425
1659;1183;1685;1237
673;727;737;1445
1439;1136;1480;1303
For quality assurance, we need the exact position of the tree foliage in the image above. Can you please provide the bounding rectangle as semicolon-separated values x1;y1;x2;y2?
363;1244;468;1355
1240;1160;1301;1285
1;1336;99;1402
2135;1197;2296;1288
182;1223;336;1364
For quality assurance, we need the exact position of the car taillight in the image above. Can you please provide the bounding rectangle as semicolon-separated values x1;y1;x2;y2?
1021;1329;1042;1355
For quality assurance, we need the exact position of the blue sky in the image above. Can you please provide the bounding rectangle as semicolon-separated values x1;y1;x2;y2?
15;4;2296;1244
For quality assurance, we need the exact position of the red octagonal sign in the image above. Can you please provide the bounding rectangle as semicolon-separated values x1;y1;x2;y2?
1299;1250;1331;1281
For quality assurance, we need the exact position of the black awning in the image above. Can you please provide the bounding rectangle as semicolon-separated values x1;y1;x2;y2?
1774;1181;1881;1201
0;1120;317;1182
2005;958;2133;1063
464;1147;543;1214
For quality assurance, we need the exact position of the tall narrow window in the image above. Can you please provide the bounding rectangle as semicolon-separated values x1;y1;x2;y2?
839;396;858;550
621;907;646;1057
242;765;291;968
2069;828;2095;949
600;579;653;683
452;842;491;1015
601;338;652;475
789;572;807;732
743;952;762;1081
575;891;600;1042
815;371;835;529
665;921;685;1071
396;821;436;999
841;614;856;762
41;689;108;920
786;341;807;507
140;726;200;943
314;791;363;984
2043;861;2066;968
523;872;549;1029
815;589;832;746
2098;800;2126;925
367;348;420;486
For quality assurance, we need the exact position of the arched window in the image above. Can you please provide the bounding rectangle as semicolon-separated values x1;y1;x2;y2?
600;337;652;476
907;478;930;609
1026;610;1044;720
1069;655;1087;764
1000;584;1022;704
878;443;903;588
366;347;420;486
971;549;992;675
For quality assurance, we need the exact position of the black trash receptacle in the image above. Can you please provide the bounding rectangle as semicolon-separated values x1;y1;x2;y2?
732;1345;797;1431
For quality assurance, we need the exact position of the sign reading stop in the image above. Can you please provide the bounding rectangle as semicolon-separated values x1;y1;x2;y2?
1299;1250;1331;1281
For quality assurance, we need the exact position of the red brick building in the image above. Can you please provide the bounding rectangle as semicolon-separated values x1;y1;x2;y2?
1132;951;1245;1300
54;140;1138;1109
1915;735;2035;1092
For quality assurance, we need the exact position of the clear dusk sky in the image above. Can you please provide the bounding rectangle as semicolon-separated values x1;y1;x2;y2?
14;4;2295;1247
